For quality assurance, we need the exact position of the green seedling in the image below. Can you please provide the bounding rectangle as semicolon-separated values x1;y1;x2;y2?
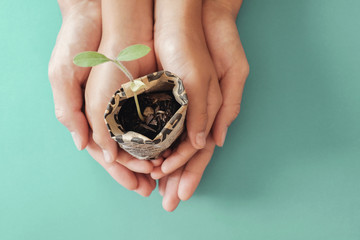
73;44;151;122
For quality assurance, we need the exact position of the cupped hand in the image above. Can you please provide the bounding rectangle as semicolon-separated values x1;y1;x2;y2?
152;0;250;211
49;0;160;196
84;0;161;195
203;0;249;146
150;0;223;211
49;0;101;150
151;0;223;179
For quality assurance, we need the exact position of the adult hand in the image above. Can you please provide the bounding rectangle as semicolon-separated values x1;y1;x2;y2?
152;0;249;211
151;0;222;180
151;0;222;211
157;136;216;211
49;0;101;151
203;0;249;146
49;0;159;196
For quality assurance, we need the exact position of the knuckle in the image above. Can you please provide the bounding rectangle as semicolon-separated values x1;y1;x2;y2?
215;93;223;111
187;73;211;91
92;132;105;146
230;63;249;88
188;104;208;124
48;56;68;83
183;168;201;178
175;149;189;163
48;63;57;84
85;92;106;114
229;104;241;122
242;62;250;79
54;106;68;124
208;93;223;113
221;102;241;124
197;109;208;125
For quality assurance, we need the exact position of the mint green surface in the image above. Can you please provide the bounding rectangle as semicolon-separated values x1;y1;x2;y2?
1;1;360;239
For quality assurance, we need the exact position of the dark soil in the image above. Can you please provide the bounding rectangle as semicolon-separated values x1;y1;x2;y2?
118;91;181;140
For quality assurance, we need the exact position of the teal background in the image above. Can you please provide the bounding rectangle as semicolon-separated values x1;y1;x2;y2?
1;0;360;239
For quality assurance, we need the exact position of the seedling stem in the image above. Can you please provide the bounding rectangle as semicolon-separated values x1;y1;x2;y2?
73;44;150;122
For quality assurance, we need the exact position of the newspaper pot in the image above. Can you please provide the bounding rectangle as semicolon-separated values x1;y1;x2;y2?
104;71;188;160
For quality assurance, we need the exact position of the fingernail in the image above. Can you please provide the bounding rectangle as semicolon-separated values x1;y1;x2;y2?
103;149;112;163
195;132;206;149
71;132;82;151
220;127;228;147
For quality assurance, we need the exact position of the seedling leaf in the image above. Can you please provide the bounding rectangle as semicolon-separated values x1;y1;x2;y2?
73;51;111;67
117;44;151;62
130;80;146;93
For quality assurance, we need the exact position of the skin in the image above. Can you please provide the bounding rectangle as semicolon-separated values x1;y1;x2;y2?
49;0;158;196
49;0;101;152
49;0;249;210
153;0;249;211
151;0;222;176
85;0;159;196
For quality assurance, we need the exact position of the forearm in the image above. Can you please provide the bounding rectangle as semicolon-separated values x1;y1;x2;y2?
204;0;243;20
154;0;209;63
155;0;202;35
101;0;153;44
58;0;100;17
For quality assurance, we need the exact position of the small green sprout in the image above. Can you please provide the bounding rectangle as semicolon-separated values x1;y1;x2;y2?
73;44;151;122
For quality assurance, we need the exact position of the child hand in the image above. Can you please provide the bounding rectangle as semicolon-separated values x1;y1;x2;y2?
84;0;158;173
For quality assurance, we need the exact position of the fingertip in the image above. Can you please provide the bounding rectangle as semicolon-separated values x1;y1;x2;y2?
107;163;138;190
158;177;166;197
134;174;154;197
195;131;206;149
187;124;207;150
214;126;228;147
71;132;82;151
103;149;114;163
220;127;228;147
63;113;89;151
178;182;194;201
150;167;166;180
161;162;173;175
93;134;118;164
134;190;151;197
151;157;164;167
162;196;180;212
178;192;191;201
159;188;164;197
212;110;230;147
186;87;208;149
134;188;152;197
178;174;197;201
160;140;197;175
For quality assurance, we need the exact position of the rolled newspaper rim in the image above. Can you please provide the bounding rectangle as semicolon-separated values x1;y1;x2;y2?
104;71;188;160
